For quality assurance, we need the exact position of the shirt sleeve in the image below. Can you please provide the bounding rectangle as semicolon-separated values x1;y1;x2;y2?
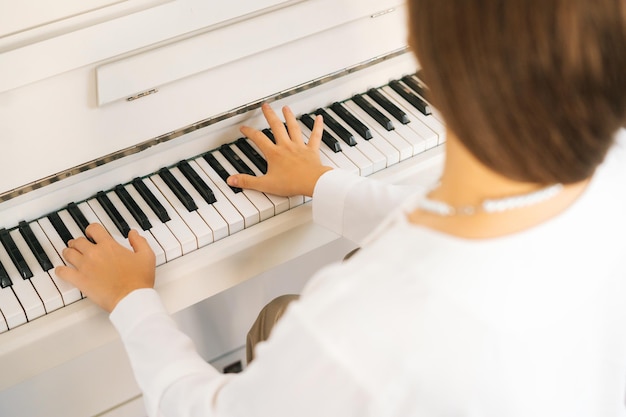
109;288;232;417
109;287;371;417
312;169;421;244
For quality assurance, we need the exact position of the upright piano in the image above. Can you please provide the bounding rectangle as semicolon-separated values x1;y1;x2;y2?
0;1;445;415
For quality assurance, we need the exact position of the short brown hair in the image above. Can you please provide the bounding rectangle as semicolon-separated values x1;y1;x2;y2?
408;0;626;184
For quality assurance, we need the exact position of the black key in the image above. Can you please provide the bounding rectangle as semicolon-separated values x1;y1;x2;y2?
0;261;11;288
96;191;131;238
115;185;152;230
67;202;91;237
367;88;410;124
220;144;255;176
47;212;74;246
389;80;431;115
235;138;267;174
352;94;394;131
415;69;426;83
401;75;429;100
262;129;276;144
300;114;341;153
18;221;53;271
315;108;357;146
158;168;198;212
132;177;170;223
203;152;241;193
0;228;33;279
330;102;372;140
177;160;217;205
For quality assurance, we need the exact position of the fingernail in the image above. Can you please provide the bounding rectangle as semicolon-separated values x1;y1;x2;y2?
227;176;238;186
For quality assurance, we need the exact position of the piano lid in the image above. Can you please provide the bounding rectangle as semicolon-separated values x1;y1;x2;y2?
0;0;409;201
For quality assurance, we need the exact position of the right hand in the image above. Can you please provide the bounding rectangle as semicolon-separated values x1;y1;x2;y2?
227;104;333;197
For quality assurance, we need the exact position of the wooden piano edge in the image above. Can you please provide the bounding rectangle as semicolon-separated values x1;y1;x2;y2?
0;145;444;391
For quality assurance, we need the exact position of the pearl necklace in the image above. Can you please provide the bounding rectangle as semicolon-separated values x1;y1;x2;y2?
417;183;564;216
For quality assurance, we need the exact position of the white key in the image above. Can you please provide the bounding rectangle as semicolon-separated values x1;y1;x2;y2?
194;156;260;228
211;152;274;221
105;191;167;265
345;100;413;161
359;93;428;155
326;107;387;173
10;229;63;313
0;306;8;333
298;121;360;175
226;144;292;213
138;178;197;255
150;174;214;248
381;86;446;146
123;184;183;262
0;284;26;329
0;244;45;321
86;199;134;251
37;217;69;261
170;167;229;242
57;210;86;240
187;160;245;234
32;221;82;304
321;125;374;176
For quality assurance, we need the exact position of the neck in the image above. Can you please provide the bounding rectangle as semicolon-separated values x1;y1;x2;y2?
408;131;590;238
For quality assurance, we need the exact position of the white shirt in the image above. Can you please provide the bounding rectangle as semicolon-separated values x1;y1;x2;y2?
110;130;626;417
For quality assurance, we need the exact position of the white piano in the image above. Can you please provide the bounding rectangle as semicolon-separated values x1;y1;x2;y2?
0;1;445;415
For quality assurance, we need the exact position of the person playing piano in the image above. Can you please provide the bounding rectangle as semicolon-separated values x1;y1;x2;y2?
57;0;626;415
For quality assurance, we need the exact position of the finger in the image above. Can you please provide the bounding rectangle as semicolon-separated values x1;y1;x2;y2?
85;223;111;244
128;230;154;257
67;236;94;254
283;106;304;146
61;246;84;269
227;173;263;191
261;104;289;144
240;125;274;154
55;265;83;287
307;114;324;150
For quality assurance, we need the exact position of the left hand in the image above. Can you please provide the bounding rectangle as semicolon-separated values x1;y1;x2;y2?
56;223;156;313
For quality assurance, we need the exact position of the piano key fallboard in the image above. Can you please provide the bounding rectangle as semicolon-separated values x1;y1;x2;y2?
0;70;445;334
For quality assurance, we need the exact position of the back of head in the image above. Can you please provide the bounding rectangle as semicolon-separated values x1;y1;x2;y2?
408;0;626;184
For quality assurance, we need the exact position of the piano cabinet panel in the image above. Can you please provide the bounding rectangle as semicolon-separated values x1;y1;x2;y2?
0;1;409;200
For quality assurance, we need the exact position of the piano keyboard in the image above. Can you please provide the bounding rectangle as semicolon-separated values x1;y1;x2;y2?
0;73;445;333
